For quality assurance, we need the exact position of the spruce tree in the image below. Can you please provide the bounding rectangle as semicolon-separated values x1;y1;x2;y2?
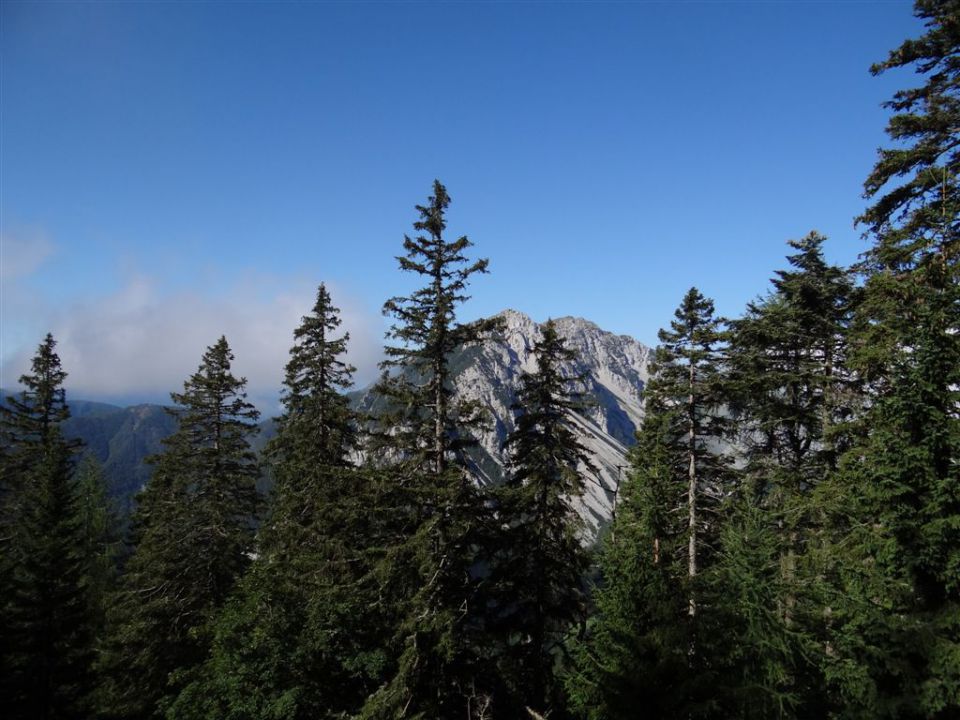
490;320;596;717
99;336;260;719
74;454;121;660
270;282;358;474
569;289;729;719
821;3;960;715
649;287;730;620
1;332;73;510
726;232;855;484
719;233;855;715
166;285;387;720
707;492;799;720
0;334;96;719
374;179;497;474
363;180;500;718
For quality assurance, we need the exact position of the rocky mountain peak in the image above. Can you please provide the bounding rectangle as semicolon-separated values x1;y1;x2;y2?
454;309;651;535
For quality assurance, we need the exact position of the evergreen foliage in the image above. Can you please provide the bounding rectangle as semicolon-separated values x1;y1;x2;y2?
726;232;856;482
374;179;499;474
720;233;856;715
646;287;730;613
99;337;260;719
569;289;730;719
819;2;960;715
364;180;500;718
567;408;696;719
165;466;390;720
708;494;802;719
164;285;389;720
270;283;358;473
1;333;74;509
75;454;121;658
0;334;97;719
490;320;596;716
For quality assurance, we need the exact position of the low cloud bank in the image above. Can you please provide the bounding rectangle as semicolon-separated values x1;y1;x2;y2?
3;272;384;411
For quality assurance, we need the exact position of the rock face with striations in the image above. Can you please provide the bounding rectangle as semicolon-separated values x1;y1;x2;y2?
405;309;652;535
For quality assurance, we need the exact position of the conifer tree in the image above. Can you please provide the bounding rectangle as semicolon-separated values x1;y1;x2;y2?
99;337;260;719
569;290;729;719
707;492;799;719
820;3;960;715
567;412;683;720
374;179;497;474
650;288;730;618
490;320;596;717
720;233;855;714
270;282;358;474
363;180;499;718
0;334;96;719
726;232;855;485
166;285;387;720
1;333;73;508
75;454;121;655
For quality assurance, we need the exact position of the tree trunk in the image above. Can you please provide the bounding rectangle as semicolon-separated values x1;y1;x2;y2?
688;359;697;618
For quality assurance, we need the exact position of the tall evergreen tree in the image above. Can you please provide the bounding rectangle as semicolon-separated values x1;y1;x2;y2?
820;3;960;716
0;334;96;719
166;285;387;720
1;332;72;509
707;491;800;720
569;289;730;719
363;180;500;718
99;337;260;719
374;179;497;474
727;232;855;487
490;320;596;717
719;233;856;715
567;407;695;720
270;282;358;474
650;287;730;619
74;454;121;658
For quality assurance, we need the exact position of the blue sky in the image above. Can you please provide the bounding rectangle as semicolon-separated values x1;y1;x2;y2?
1;0;919;406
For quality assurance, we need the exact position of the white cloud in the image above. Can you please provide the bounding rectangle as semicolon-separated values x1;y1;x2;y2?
2;272;384;410
1;228;55;281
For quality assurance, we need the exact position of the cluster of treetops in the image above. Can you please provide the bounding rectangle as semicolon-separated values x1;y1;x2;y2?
2;2;959;718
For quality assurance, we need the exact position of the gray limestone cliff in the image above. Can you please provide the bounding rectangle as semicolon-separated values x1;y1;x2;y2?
356;309;651;535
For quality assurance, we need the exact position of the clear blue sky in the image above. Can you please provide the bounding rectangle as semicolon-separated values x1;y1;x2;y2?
1;0;920;406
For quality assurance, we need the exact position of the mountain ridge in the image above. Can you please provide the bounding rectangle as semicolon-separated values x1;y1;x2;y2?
5;310;651;530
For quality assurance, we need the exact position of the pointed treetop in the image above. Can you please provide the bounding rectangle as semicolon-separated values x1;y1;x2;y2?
660;287;721;349
5;333;72;437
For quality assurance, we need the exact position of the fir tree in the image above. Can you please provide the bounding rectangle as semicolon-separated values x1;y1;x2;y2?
568;401;711;719
720;233;856;715
363;180;499;718
708;492;801;720
270;282;358;473
650;287;730;619
490;319;596;717
1;332;73;512
821;3;960;716
569;290;730;719
726;232;855;484
0;334;96;719
165;285;387;720
374;179;498;474
74;454;121;661
99;337;260;719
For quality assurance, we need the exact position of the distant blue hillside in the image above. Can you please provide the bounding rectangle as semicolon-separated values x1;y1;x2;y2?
3;389;276;513
2;389;176;512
